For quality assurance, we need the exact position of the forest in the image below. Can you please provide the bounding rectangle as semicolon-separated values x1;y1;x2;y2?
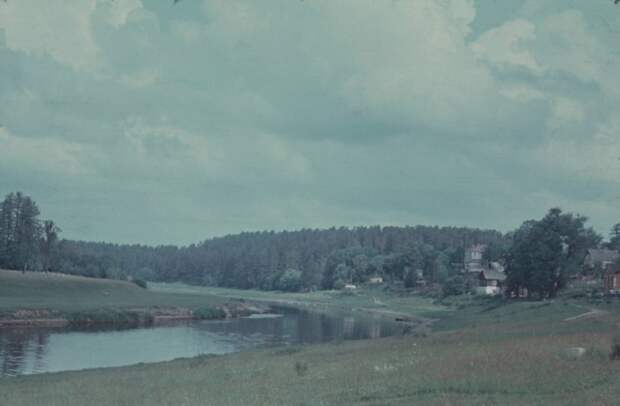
0;191;609;297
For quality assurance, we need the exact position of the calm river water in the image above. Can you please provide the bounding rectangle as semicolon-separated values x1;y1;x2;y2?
0;307;403;377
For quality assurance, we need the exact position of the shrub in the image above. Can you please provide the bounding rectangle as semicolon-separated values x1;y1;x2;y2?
132;279;148;289
193;307;227;320
610;332;620;360
442;275;466;297
66;309;153;326
333;279;346;290
294;361;308;376
275;269;303;292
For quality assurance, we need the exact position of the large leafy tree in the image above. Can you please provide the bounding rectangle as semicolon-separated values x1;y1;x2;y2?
41;220;61;272
0;192;42;271
505;208;600;298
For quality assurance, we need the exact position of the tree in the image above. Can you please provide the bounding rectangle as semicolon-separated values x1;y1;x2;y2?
482;240;508;264
505;208;600;299
609;223;620;250
14;193;42;271
0;192;42;271
41;220;61;273
275;269;302;292
0;193;16;268
442;275;466;297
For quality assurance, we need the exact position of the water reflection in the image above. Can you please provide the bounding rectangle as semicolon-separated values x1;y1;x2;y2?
0;307;402;377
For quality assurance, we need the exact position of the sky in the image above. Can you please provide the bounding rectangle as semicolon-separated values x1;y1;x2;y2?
0;0;619;245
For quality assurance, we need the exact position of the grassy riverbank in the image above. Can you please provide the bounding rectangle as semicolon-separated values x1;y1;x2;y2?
3;294;620;405
150;282;447;321
3;275;620;404
0;270;254;326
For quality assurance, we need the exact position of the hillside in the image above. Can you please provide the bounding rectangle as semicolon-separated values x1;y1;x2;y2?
0;270;243;325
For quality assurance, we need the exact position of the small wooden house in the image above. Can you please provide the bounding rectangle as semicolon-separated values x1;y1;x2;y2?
585;249;619;271
475;269;506;296
603;265;620;293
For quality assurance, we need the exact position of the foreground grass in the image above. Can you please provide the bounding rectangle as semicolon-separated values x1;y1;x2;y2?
2;298;620;405
4;279;620;405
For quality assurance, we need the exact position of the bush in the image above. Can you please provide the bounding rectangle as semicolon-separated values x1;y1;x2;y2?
333;279;346;290
442;275;466;297
610;332;620;360
193;307;227;320
132;279;148;289
294;361;308;376
275;269;303;292
66;309;154;326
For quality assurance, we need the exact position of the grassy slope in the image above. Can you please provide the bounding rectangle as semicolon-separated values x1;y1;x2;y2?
3;280;620;405
150;282;447;320
2;299;620;405
0;270;225;314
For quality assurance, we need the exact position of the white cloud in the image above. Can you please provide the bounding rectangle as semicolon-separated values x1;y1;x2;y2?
498;85;545;103
98;0;143;28
449;0;476;36
120;69;159;88
171;21;207;43
536;10;601;84
2;0;620;242
0;0;100;70
533;117;620;183
471;19;544;74
0;127;91;176
313;0;501;135
546;97;585;131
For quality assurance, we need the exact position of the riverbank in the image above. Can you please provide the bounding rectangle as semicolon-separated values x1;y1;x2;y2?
3;295;620;405
0;270;268;327
150;282;447;322
4;274;620;404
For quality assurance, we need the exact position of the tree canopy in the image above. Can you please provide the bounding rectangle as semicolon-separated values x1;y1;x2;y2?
505;208;601;298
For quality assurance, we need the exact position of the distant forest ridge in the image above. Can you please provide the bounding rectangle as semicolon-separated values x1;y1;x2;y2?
1;191;611;297
60;225;506;290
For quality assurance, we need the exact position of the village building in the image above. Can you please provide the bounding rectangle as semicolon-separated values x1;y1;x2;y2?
584;249;619;271
475;269;506;296
368;276;383;284
464;244;486;273
603;264;620;293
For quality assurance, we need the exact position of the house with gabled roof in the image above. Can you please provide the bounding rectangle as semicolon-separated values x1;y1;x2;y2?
475;269;506;296
585;249;619;271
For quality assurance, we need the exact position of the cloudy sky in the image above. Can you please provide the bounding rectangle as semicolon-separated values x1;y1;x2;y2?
0;0;619;245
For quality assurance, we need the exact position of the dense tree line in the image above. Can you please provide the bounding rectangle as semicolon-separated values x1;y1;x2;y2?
56;226;505;291
1;192;612;297
0;192;505;290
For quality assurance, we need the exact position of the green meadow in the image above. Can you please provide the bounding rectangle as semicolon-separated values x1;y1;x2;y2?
0;270;227;324
2;272;620;405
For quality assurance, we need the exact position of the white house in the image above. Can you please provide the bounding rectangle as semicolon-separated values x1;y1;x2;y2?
368;276;383;284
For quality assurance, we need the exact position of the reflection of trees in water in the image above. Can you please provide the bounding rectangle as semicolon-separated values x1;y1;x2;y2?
0;329;50;376
192;308;401;345
195;316;288;346
33;332;49;372
343;317;355;337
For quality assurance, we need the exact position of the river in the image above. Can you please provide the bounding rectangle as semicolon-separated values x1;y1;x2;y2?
0;307;404;377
